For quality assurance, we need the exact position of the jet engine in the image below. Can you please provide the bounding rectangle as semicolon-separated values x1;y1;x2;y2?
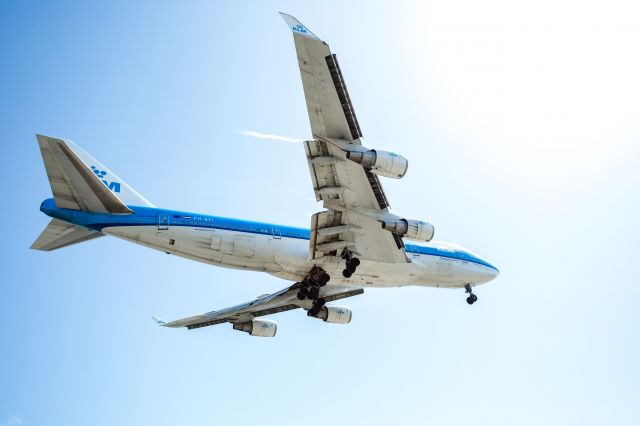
232;319;277;337
311;306;353;324
381;219;434;242
347;149;408;179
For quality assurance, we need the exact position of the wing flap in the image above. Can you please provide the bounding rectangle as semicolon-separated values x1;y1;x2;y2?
325;54;363;140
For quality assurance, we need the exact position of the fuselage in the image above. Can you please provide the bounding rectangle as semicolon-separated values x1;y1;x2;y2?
40;198;498;289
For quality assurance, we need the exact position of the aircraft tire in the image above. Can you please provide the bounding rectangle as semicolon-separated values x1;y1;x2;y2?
309;286;320;299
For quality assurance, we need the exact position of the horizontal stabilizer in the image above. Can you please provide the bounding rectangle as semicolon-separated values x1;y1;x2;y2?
31;218;103;251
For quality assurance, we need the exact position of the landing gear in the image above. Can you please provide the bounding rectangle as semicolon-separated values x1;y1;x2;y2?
308;297;326;317
465;284;478;305
341;250;360;278
296;266;332;317
308;286;320;299
297;266;330;303
296;287;308;300
310;267;330;287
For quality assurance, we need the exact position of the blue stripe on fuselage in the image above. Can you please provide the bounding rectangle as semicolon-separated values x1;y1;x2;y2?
39;198;498;272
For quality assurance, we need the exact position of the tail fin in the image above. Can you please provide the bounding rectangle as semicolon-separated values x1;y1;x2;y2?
31;218;103;251
36;134;154;214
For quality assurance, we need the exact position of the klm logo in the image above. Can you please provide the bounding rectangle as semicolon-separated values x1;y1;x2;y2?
292;24;307;34
91;165;121;193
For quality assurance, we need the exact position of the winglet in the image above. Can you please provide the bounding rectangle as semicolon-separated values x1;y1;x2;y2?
279;12;321;41
151;316;167;326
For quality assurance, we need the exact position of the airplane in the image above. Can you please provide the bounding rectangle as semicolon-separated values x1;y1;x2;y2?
31;13;499;337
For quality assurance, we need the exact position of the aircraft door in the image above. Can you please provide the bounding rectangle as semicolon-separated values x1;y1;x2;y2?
232;235;256;258
158;214;169;230
272;227;281;240
436;258;455;278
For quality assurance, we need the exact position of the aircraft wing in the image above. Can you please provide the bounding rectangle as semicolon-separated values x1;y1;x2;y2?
159;284;364;330
279;13;362;142
281;14;408;263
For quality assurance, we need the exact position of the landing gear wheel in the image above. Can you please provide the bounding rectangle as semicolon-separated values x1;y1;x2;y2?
464;284;478;305
310;271;322;284
308;286;320;299
319;273;330;286
309;305;322;317
297;287;309;300
342;250;359;274
308;298;326;317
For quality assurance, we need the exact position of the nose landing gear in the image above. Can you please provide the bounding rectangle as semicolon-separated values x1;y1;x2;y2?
465;284;478;305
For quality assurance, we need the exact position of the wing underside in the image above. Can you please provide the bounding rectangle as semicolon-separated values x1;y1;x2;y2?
281;14;408;264
161;284;363;330
305;138;407;263
280;13;362;142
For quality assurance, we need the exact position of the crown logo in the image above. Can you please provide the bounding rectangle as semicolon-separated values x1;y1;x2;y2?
91;165;107;178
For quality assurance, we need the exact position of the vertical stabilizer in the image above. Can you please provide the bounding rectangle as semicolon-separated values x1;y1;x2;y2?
62;138;154;207
36;135;154;213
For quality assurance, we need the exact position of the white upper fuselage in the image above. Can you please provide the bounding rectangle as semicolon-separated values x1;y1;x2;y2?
40;199;499;290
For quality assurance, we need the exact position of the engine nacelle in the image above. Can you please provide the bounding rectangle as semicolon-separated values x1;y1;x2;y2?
312;306;353;324
233;319;277;337
381;219;435;242
347;149;408;179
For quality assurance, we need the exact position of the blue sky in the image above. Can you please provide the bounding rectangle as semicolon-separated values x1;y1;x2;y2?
1;1;640;425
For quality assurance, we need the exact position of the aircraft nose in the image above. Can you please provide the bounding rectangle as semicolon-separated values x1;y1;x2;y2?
487;259;499;275
475;259;499;283
471;265;499;284
488;265;500;280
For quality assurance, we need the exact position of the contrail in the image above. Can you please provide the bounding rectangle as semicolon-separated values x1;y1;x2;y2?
238;130;305;143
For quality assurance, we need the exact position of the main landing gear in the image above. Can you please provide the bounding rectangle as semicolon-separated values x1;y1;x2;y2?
465;284;478;305
341;250;360;278
296;266;330;316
